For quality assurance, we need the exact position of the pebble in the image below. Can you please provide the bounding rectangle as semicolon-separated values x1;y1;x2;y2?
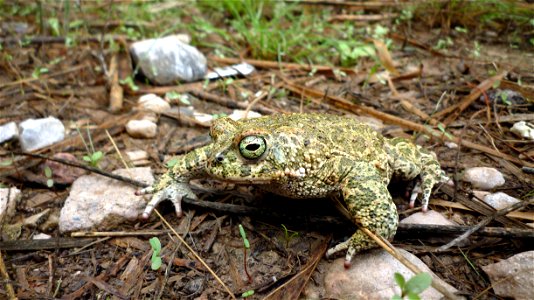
228;109;262;121
401;210;456;226
19;117;65;151
0;187;21;224
125;119;157;138
482;192;520;210
126;150;150;166
59;167;154;232
0;122;19;144
138;93;171;114
511;121;534;140
463;167;505;190
33;233;52;240
130;35;207;85
481;251;534;300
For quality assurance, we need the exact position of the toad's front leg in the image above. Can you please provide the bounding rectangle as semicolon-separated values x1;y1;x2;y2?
326;162;398;268
136;145;213;218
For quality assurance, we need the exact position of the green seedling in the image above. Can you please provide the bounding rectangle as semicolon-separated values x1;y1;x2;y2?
239;224;252;283
77;127;104;168
392;272;432;300
44;166;54;188
83;151;103;168
119;76;139;92
32;67;49;79
241;290;254;298
149;237;162;270
281;224;298;248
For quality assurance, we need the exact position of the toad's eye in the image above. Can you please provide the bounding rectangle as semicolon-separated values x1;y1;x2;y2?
239;135;266;160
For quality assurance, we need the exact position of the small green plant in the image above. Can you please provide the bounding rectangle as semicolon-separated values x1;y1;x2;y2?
238;224;252;283
280;224;298;248
149;237;162;270
241;290;254;298
392;272;432;300
44;166;54;188
119;76;139;92
32;67;49;79
77;127;104;168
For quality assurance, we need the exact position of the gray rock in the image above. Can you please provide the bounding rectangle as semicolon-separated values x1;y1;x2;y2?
130;35;207;85
511;121;534;140
463;167;505;190
19;117;65;151
401;210;456;226
482;251;534;300
0;122;19;144
482;192;521;210
0;187;21;224
320;249;458;299
138;93;171;114
125;119;157;138
59;167;154;232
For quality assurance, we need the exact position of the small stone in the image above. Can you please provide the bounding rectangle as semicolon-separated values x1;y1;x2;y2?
0;122;19;144
205;62;255;80
483;192;520;210
138;94;171;114
33;233;52;240
126;120;157;138
228;110;262;121
322;249;457;299
444;141;458;149
126;150;150;166
59;167;154;233
401;210;456;226
130;35;207;85
482;251;534;300
511;121;534;140
463;167;505;190
0;187;21;224
19;117;65;151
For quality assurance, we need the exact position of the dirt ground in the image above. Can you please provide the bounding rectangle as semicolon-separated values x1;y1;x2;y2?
0;1;533;299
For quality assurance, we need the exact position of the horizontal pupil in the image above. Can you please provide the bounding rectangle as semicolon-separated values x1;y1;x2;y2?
246;143;260;151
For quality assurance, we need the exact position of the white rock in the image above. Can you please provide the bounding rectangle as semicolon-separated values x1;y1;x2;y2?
322;249;457;299
130;35;207;84
0;122;19;144
205;63;255;80
126;150;148;162
138;94;171;113
463;167;505;190
510;121;534;140
483;192;520;210
59;167;154;233
444;141;458;149
482;251;534;300
19;117;65;151
401;210;456;226
0;187;21;224
228;110;262;121
33;233;52;240
125;120;157;138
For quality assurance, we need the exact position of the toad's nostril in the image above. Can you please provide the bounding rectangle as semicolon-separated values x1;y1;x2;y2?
215;153;224;162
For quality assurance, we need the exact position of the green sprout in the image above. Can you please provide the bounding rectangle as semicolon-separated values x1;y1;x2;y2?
149;237;162;270
44;166;54;188
239;224;252;283
241;290;254;298
392;272;432;300
281;224;299;248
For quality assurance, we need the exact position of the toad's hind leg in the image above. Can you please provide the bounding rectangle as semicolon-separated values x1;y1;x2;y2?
326;163;398;267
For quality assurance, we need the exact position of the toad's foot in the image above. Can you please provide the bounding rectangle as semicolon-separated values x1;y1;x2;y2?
409;173;449;211
136;181;197;219
326;230;377;268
